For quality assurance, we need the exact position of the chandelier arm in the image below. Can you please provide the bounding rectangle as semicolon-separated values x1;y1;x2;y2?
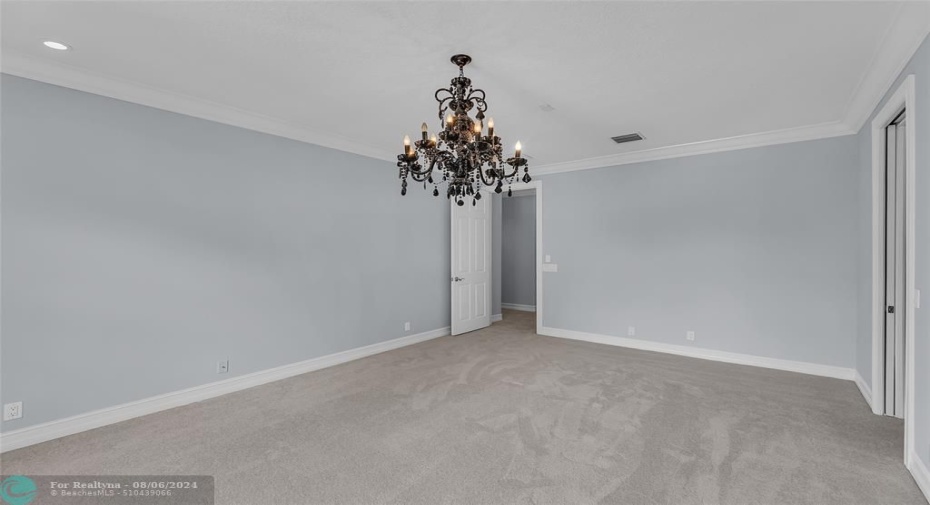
435;88;454;102
499;163;520;179
409;152;452;181
436;151;454;169
477;163;497;187
408;166;431;183
466;89;487;106
435;89;454;120
406;158;428;174
408;161;435;180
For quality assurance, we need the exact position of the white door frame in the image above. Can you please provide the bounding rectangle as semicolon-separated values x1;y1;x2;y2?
870;75;916;466
506;180;543;332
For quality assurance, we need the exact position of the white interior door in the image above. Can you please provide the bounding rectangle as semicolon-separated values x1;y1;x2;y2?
884;112;906;418
450;196;492;335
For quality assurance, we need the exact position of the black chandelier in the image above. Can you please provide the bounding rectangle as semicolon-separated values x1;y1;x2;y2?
397;54;530;206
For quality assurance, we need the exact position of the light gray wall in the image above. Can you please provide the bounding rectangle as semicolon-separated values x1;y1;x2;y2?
855;33;929;470
492;194;502;316
502;195;536;307
0;75;451;432
540;135;859;368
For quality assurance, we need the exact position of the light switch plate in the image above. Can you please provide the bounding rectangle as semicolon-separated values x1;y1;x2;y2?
542;263;558;272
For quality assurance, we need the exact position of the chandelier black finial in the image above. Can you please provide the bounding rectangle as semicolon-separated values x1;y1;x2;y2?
397;54;530;206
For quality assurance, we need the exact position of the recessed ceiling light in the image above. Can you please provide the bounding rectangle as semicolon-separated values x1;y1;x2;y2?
43;41;70;51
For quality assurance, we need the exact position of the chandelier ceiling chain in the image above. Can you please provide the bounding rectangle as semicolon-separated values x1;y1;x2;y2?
397;54;530;206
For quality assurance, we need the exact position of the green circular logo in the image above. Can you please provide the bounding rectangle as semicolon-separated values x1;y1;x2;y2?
0;476;36;505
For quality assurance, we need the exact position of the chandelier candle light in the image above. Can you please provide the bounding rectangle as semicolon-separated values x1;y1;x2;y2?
397;54;531;206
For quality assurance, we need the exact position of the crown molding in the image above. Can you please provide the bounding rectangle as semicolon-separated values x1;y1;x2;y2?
532;121;854;176
1;53;857;175
4;7;928;177
0;51;397;163
532;5;928;176
843;3;930;134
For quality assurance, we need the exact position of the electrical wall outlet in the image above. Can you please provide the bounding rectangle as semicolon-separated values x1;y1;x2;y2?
217;360;229;374
3;401;23;421
686;331;695;341
628;326;636;336
404;321;411;331
545;255;552;263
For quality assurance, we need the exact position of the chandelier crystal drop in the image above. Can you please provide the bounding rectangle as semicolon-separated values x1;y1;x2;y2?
397;54;530;206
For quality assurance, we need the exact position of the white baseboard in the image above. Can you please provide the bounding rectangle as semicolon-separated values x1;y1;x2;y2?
538;327;855;381
0;326;450;453
491;313;503;322
501;303;536;312
909;452;930;504
854;371;873;410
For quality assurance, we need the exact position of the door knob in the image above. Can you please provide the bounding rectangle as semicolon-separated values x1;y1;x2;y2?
451;276;464;282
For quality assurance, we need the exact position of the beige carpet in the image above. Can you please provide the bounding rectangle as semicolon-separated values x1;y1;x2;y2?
2;310;925;504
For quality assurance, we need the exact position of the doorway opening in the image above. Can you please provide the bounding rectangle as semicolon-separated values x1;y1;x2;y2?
450;180;543;336
500;187;537;327
870;75;916;467
451;181;542;336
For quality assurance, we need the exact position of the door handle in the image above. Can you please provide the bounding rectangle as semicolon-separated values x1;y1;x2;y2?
451;276;464;282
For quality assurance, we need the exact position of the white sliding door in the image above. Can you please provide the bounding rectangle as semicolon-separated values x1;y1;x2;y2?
883;112;906;418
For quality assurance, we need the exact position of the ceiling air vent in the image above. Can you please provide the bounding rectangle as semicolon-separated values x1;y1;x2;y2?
611;133;645;144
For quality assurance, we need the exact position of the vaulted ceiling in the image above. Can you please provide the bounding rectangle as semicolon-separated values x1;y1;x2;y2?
2;1;928;172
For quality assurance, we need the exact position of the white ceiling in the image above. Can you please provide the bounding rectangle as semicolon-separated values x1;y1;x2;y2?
2;1;929;171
